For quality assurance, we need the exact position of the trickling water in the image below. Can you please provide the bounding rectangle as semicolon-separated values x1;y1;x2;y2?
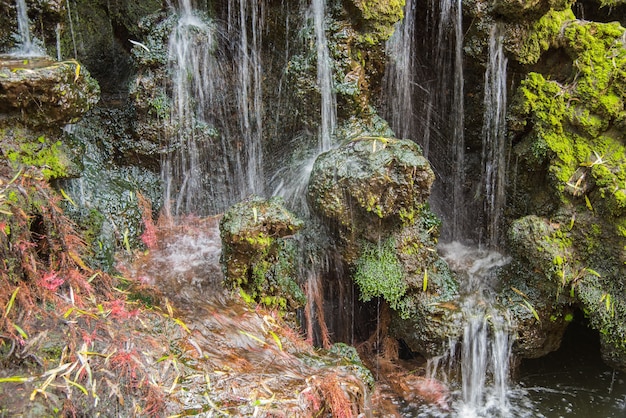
450;0;465;242
480;25;508;249
311;0;336;151
384;0;465;240
384;0;417;142
417;242;514;417
164;5;220;216
163;1;265;216
12;0;43;56
55;23;62;61
230;0;265;196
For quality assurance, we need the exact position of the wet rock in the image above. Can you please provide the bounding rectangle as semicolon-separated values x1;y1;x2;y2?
307;136;434;249
307;135;461;357
220;196;306;312
0;56;99;128
57;108;162;271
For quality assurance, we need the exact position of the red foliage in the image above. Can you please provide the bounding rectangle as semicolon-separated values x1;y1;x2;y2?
106;299;139;320
137;192;158;249
37;271;65;292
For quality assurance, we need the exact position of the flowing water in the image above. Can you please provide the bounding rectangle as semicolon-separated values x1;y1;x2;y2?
384;0;417;142
229;0;265;196
480;24;508;249
416;242;515;417
384;0;465;241
311;0;337;152
12;0;43;56
163;0;265;217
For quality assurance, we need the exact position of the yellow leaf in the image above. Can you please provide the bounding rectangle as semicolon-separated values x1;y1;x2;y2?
60;188;76;206
5;287;19;317
74;63;81;82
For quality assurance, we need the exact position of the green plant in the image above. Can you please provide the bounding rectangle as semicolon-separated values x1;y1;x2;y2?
353;237;407;311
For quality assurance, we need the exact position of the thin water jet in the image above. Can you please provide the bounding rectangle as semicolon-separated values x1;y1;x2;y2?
480;24;508;249
311;0;336;152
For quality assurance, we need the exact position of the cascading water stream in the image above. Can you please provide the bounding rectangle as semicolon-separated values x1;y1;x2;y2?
312;0;336;152
384;0;417;142
480;24;508;249
421;242;514;417
163;0;266;217
12;0;43;56
385;4;517;414
230;0;265;196
164;4;218;216
384;0;465;240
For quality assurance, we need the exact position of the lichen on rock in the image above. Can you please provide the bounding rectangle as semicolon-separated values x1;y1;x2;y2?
0;57;100;128
220;196;306;312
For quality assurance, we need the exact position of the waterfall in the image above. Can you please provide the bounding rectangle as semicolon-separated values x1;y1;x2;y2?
384;0;417;142
480;25;508;249
12;0;43;56
231;0;265;197
429;242;514;416
384;0;465;240
163;0;266;216
311;0;336;152
450;0;465;242
164;5;219;216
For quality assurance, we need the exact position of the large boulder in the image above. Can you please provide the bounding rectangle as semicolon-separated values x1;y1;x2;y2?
307;137;434;255
307;136;462;358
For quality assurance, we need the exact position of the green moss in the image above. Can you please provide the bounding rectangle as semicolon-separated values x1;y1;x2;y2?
220;197;305;312
5;135;71;180
517;8;576;65
353;237;407;313
351;0;405;45
514;19;626;214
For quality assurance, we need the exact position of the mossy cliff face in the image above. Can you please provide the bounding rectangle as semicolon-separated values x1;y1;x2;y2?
220;197;306;313
504;13;626;369
282;0;404;143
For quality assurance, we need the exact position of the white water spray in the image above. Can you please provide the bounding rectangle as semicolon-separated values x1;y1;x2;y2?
430;242;514;417
163;1;266;216
384;0;465;240
231;0;265;196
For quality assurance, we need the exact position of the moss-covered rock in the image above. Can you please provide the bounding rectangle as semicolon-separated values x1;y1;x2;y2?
57;108;162;271
1;126;82;180
492;0;573;21
345;0;405;45
0;57;99;128
307;137;434;250
501;216;574;358
220;196;306;312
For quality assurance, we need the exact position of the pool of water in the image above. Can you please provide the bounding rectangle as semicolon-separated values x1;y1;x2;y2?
517;316;626;418
408;316;626;417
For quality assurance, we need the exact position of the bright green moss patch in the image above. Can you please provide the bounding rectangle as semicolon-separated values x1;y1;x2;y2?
350;0;405;44
4;134;72;180
517;8;576;65
353;237;407;311
514;19;626;213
